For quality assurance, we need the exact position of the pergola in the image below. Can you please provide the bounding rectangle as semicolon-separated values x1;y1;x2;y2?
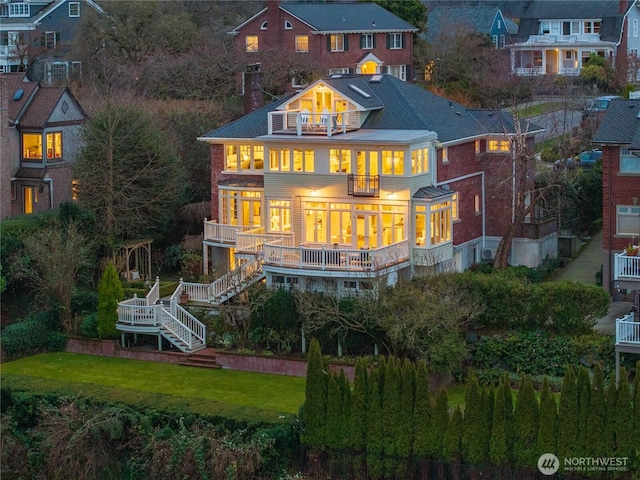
115;239;152;282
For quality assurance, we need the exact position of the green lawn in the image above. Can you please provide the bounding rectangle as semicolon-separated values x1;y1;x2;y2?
1;352;306;422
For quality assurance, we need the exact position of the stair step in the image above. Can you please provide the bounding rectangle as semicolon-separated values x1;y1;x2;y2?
178;354;220;369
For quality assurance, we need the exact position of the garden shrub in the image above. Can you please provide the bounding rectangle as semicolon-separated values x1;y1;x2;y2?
0;311;67;358
97;263;124;339
80;312;99;338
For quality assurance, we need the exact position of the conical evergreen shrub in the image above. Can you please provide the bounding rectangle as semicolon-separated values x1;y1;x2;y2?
557;366;578;461
412;360;431;458
537;377;558;458
350;357;368;452
97;263;124;338
462;369;488;465
489;381;509;466
301;338;328;451
513;375;539;467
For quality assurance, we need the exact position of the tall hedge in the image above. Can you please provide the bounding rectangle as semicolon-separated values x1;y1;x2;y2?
614;367;633;459
489;380;509;466
338;370;351;450
350;358;368;452
412;361;431;458
301;338;327;451
462;369;488;465
397;358;415;459
536;377;557;458
325;373;342;450
587;363;607;458
97;263;124;338
513;375;539;467
382;357;401;458
366;369;384;480
557;366;578;461
442;406;462;462
576;366;591;456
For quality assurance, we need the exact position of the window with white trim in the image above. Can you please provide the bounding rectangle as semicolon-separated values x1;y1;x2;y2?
411;147;429;174
361;33;374;49
284;20;292;30
269;199;291;232
388;33;402;49
47;62;69;84
328;68;350;76
488;139;511;152
69;2;80;17
329;149;351;173
621;148;640;174
584;21;600;34
44;31;60;49
452;193;458;220
381;150;404;175
633;19;638;38
246;35;258;52
430;201;452;245
269;148;291;171
385;64;406;81
330;34;344;52
9;3;29;17
295;35;308;52
617;205;640;236
260;21;267;30
46;132;63;160
293;148;314;172
441;147;448;164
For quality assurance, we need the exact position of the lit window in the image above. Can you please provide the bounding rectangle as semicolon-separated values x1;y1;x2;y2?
474;194;481;214
382;150;404;175
411;148;429;174
330;34;344;52
452;193;458;219
46;132;63;160
488;139;511;152
293;149;314;172
304;202;327;243
225;145;238;170
69;2;79;17
295;35;308;52
72;180;79;201
23;133;43;160
269;199;291;232
329;149;351;173
329;204;352;244
441;147;448;164
415;205;426;246
246;35;258;52
430;201;452;245
475;140;480;154
269;148;291;171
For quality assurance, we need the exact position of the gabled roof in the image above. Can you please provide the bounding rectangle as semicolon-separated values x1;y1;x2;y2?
229;2;418;34
592;99;640;147
201;74;537;144
514;0;626;43
413;186;453;199
19;86;66;127
3;73;38;123
0;0;103;26
425;6;517;43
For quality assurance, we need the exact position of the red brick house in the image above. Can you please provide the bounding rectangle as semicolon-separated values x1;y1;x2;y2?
228;0;418;90
593;98;640;305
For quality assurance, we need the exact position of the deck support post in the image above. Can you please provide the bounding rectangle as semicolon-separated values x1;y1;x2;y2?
158;335;162;351
615;350;620;385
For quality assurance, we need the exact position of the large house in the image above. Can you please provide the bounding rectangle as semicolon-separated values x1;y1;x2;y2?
592;98;640;303
228;0;418;89
424;6;518;49
0;0;103;84
197;73;552;297
1;72;86;218
508;0;627;76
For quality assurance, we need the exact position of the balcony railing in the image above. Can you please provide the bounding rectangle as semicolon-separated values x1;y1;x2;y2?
614;252;640;281
347;174;380;197
267;110;360;137
616;313;640;346
203;221;251;243
263;240;409;272
236;226;295;252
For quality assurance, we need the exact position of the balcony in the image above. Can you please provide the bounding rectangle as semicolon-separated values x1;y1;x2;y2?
263;240;410;273
614;251;640;282
616;312;640;352
267;110;361;137
347;174;379;197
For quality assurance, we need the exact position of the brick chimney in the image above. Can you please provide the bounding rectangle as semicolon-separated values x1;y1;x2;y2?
266;0;282;46
621;0;629;13
244;63;265;114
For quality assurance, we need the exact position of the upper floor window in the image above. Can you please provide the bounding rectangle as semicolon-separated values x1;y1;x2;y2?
246;35;258;52
584;21;600;34
46;62;69;84
621;148;640;175
488;139;511;152
9;3;29;17
269;148;291;171
540;21;560;35
0;4;7;17
387;33;403;49
46;132;63;160
295;35;308;53
225;145;264;171
269;200;291;232
361;34;374;49
284;20;292;30
452;193;459;220
617;205;640;236
329;149;351;173
329;34;345;52
44;31;60;49
441;147;449;164
411;148;429;174
328;68;350;76
69;2;80;17
633;19;639;38
293;149;314;172
1;31;24;46
23;133;43;160
381;150;404;175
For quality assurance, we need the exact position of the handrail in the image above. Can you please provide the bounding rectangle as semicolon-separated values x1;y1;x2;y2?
210;252;264;299
160;307;195;349
616;313;639;345
167;301;206;347
117;303;157;325
614;252;640;280
147;276;160;305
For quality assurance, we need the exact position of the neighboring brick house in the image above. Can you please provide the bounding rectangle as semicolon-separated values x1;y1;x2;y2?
508;0;627;76
198;73;552;296
228;0;418;90
0;0;103;84
592;98;640;306
2;72;86;217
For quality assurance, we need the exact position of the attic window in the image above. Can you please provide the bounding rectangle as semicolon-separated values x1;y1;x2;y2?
61;101;69;114
284;20;292;30
260;21;267;30
348;84;371;98
370;74;383;83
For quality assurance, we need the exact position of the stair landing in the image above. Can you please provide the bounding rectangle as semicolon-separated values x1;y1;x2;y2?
178;347;221;369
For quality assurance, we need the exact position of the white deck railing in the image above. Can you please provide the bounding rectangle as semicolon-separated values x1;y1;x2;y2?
203;221;250;243
263;240;409;271
616;313;640;345
237;227;294;252
614;252;640;281
267;110;359;137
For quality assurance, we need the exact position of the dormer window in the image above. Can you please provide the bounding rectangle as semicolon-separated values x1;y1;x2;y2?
284;20;292;30
9;3;29;17
260;21;267;30
487;139;511;152
584;21;600;34
69;2;80;17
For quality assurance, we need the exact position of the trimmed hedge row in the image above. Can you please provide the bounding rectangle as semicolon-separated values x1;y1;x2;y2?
0;311;66;358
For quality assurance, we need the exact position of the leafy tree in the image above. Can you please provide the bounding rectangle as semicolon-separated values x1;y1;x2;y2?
412;360;431;458
74;104;186;244
537;377;558;458
557;366;579;462
579;53;614;90
350;358;368;452
513;375;539;467
489;381;509;466
301;338;327;451
11;222;93;331
366;0;427;31
462;369;488;465
97;263;124;338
